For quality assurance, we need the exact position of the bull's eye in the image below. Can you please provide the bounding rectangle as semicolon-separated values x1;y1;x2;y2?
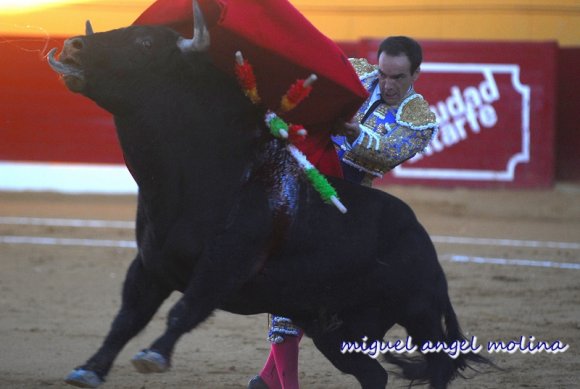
141;39;152;49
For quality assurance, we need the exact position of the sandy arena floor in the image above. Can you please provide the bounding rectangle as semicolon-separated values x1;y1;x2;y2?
0;184;579;388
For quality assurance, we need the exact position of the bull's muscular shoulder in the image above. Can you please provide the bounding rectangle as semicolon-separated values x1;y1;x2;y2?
396;94;438;131
348;58;377;79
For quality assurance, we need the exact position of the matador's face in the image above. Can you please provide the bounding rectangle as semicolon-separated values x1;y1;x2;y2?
377;51;420;106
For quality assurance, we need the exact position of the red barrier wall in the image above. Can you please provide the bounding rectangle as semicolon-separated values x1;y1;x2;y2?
0;36;569;189
0;36;123;164
556;47;580;182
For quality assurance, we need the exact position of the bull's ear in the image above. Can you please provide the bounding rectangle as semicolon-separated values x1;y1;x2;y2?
177;0;210;53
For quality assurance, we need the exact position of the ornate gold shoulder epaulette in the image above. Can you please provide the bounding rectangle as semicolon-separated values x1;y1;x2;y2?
348;58;377;79
396;94;438;130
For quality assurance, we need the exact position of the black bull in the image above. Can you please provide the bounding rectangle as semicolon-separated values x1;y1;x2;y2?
47;10;490;389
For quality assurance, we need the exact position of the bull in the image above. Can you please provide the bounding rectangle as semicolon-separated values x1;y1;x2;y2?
47;2;490;388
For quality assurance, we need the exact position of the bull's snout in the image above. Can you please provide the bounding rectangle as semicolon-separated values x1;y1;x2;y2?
58;37;85;78
47;37;86;93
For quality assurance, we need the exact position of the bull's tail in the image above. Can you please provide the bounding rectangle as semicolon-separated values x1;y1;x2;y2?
384;298;496;387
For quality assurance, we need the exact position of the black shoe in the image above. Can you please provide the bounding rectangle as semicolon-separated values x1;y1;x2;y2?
248;375;269;389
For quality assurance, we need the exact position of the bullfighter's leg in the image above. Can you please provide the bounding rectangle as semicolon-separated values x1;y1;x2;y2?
258;329;304;389
309;312;393;389
65;255;171;388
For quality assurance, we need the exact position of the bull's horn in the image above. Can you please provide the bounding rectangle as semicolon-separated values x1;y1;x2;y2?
177;0;210;53
46;48;83;77
85;20;94;35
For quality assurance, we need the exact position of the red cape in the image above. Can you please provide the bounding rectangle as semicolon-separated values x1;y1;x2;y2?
134;0;368;177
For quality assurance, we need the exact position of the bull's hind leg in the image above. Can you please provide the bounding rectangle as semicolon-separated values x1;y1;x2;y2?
65;256;171;388
399;305;456;389
309;315;392;389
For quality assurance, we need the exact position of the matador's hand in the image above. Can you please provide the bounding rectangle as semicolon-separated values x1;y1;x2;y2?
333;120;361;143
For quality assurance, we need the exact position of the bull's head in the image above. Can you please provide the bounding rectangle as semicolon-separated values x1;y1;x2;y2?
47;0;210;105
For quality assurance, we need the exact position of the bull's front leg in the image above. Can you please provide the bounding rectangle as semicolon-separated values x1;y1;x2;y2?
65;255;171;388
131;185;274;374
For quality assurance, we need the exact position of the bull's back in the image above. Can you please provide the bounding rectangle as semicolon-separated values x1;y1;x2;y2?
256;179;439;309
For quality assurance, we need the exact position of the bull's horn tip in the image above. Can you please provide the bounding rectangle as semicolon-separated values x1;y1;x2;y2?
85;20;94;35
46;47;57;59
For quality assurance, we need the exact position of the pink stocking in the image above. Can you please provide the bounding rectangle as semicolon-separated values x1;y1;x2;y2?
259;331;303;389
259;348;282;389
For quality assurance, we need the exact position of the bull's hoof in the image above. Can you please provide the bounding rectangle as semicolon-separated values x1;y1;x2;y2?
64;369;104;388
131;349;169;374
